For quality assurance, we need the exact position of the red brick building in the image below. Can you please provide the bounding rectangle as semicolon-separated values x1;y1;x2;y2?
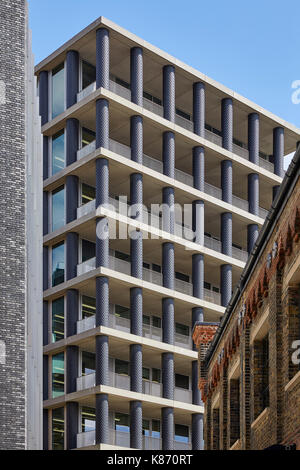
193;149;300;450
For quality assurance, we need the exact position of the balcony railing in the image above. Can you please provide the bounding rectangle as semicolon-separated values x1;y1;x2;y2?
76;80;275;174
77;372;96;390
77;430;96;448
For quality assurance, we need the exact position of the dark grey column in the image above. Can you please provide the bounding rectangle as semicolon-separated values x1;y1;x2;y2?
43;246;48;291
248;173;259;216
66;118;79;166
96;277;109;327
43;136;49;180
163;131;175;178
130;401;142;449
221;212;232;257
163;65;175;122
39;70;48;126
130;344;142;393
96;394;109;444
193;200;204;245
248;113;259;165
96;28;109;89
66;345;79;393
96;335;109;386
162;242;174;289
193;82;205;137
43;409;49;450
43;355;48;401
192;308;204;351
66;232;78;280
130;173;143;221
162;187;175;234
162;298;174;345
66;175;78;223
222;98;233;152
66;289;79;337
131;232;143;279
192;414;204;450
273;127;284;177
192;360;201;405
43;301;48;346
96;158;109;207
273;185;280;201
162;352;174;399
131;116;143;164
66;50;79;109
43;191;48;236
131;47;143;106
66;402;79;450
192;254;204;299
96;218;109;268
220;264;232;307
221;160;232;204
96;98;109;149
247;224;259;254
193;146;205;191
162;407;174;450
131;287;143;337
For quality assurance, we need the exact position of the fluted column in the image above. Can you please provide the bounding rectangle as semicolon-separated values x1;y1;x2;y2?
220;264;232;307
131;287;143;337
43;192;48;236
96;99;109;149
247;224;259;254
130;344;142;393
66;175;78;223
66;118;79;166
193;200;204;245
96;394;109;444
96;154;109;270
162;187;175;234
96;28;109;89
66;402;79;450
221;213;232;257
248;113;259;165
131;115;143;164
39;70;48;126
66;50;79;108
131;47;143;106
273;127;284;177
163;65;175;122
192;360;201;405
96;158;109;208
192;414;204;450
162;407;174;450
130;401;143;449
193;82;205;137
96;277;109;327
192;254;204;299
66;289;79;337
248;173;259;216
162;242;174;289
221;160;232;204
193;146;205;192
66;345;79;393
162;298;174;345
131;231;143;279
96;335;109;386
130;172;143;279
163;131;175;178
222;98;233;152
162;352;174;399
66;232;78;281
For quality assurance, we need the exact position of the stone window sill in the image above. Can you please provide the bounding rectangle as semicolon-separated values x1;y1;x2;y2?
285;370;300;393
251;407;269;428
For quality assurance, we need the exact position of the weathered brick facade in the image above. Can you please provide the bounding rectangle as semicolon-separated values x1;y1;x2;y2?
194;152;300;450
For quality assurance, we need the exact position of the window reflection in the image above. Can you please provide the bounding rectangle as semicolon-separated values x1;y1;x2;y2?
82;61;96;90
52;297;64;342
52;63;65;119
52;407;64;450
52;130;65;175
52;241;65;287
52;185;65;231
52;353;65;398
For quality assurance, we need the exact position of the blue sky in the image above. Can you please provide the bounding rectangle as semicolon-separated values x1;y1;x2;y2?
28;0;300;167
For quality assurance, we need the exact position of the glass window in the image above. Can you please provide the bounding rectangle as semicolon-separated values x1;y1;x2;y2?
115;359;129;376
52;297;64;342
52;63;65;119
175;424;189;443
52;407;64;450
142;367;150;381
142;419;150;436
82;127;96;147
175;323;189;337
82;352;95;376
115;251;131;262
152;316;161;329
82;239;95;262
115;305;130;320
52;241;65;287
82;183;95;205
82;295;96;319
115;413;129;432
175;271;190;283
143;315;150;326
52;129;65;175
52;186;65;232
82;61;96;90
152;368;161;384
81;406;96;433
52;353;65;398
152;419;161;438
152;263;161;273
175;373;189;390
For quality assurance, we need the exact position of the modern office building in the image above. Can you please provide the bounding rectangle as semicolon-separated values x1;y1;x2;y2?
0;0;42;450
36;16;300;450
193;146;300;450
